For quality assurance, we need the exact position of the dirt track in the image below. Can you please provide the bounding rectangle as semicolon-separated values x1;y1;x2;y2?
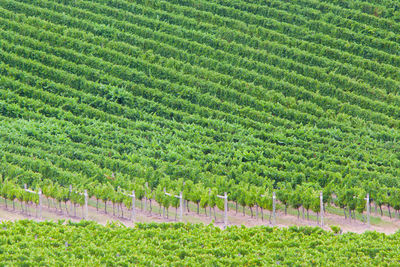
0;198;399;234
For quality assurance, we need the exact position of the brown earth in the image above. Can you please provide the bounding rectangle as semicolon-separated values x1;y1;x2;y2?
0;198;399;234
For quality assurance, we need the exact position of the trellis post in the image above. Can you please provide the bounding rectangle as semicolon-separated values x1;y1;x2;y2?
164;188;183;221
224;192;228;227
69;185;73;215
320;191;324;227
131;190;135;222
179;191;183;221
84;190;88;220
209;188;212;218
366;193;370;228
182;181;186;213
144;182;148;213
24;184;41;218
23;184;28;214
272;191;276;225
217;192;228;228
119;189;135;222
24;184;27;214
38;188;42;219
163;188;166;218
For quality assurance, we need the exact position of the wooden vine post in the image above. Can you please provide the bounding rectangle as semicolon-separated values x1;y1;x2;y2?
24;184;42;219
84;190;88;220
144;182;148;213
131;191;136;222
70;186;88;219
76;190;88;219
38;188;42;220
208;188;212;218
120;190;135;222
23;184;27;214
69;185;73;215
182;181;186;213
179;191;183;221
272;191;276;225
164;188;183;221
217;192;228;228
366;193;370;228
320;191;324;227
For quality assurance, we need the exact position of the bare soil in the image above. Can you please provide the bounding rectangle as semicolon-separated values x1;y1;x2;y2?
0;198;399;234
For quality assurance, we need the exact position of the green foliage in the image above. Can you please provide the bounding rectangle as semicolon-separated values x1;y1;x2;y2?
289;186;302;211
0;221;399;265
258;190;273;212
330;225;342;235
0;0;400;258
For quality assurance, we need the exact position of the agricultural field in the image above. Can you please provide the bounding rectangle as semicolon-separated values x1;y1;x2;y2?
0;0;400;264
1;220;400;265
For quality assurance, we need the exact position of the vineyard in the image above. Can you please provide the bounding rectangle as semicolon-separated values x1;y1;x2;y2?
1;220;400;265
1;0;400;263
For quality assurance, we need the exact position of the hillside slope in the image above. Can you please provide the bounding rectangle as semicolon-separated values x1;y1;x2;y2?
1;0;400;214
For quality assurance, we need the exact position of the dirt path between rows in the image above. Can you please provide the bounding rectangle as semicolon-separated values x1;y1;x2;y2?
0;198;399;234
